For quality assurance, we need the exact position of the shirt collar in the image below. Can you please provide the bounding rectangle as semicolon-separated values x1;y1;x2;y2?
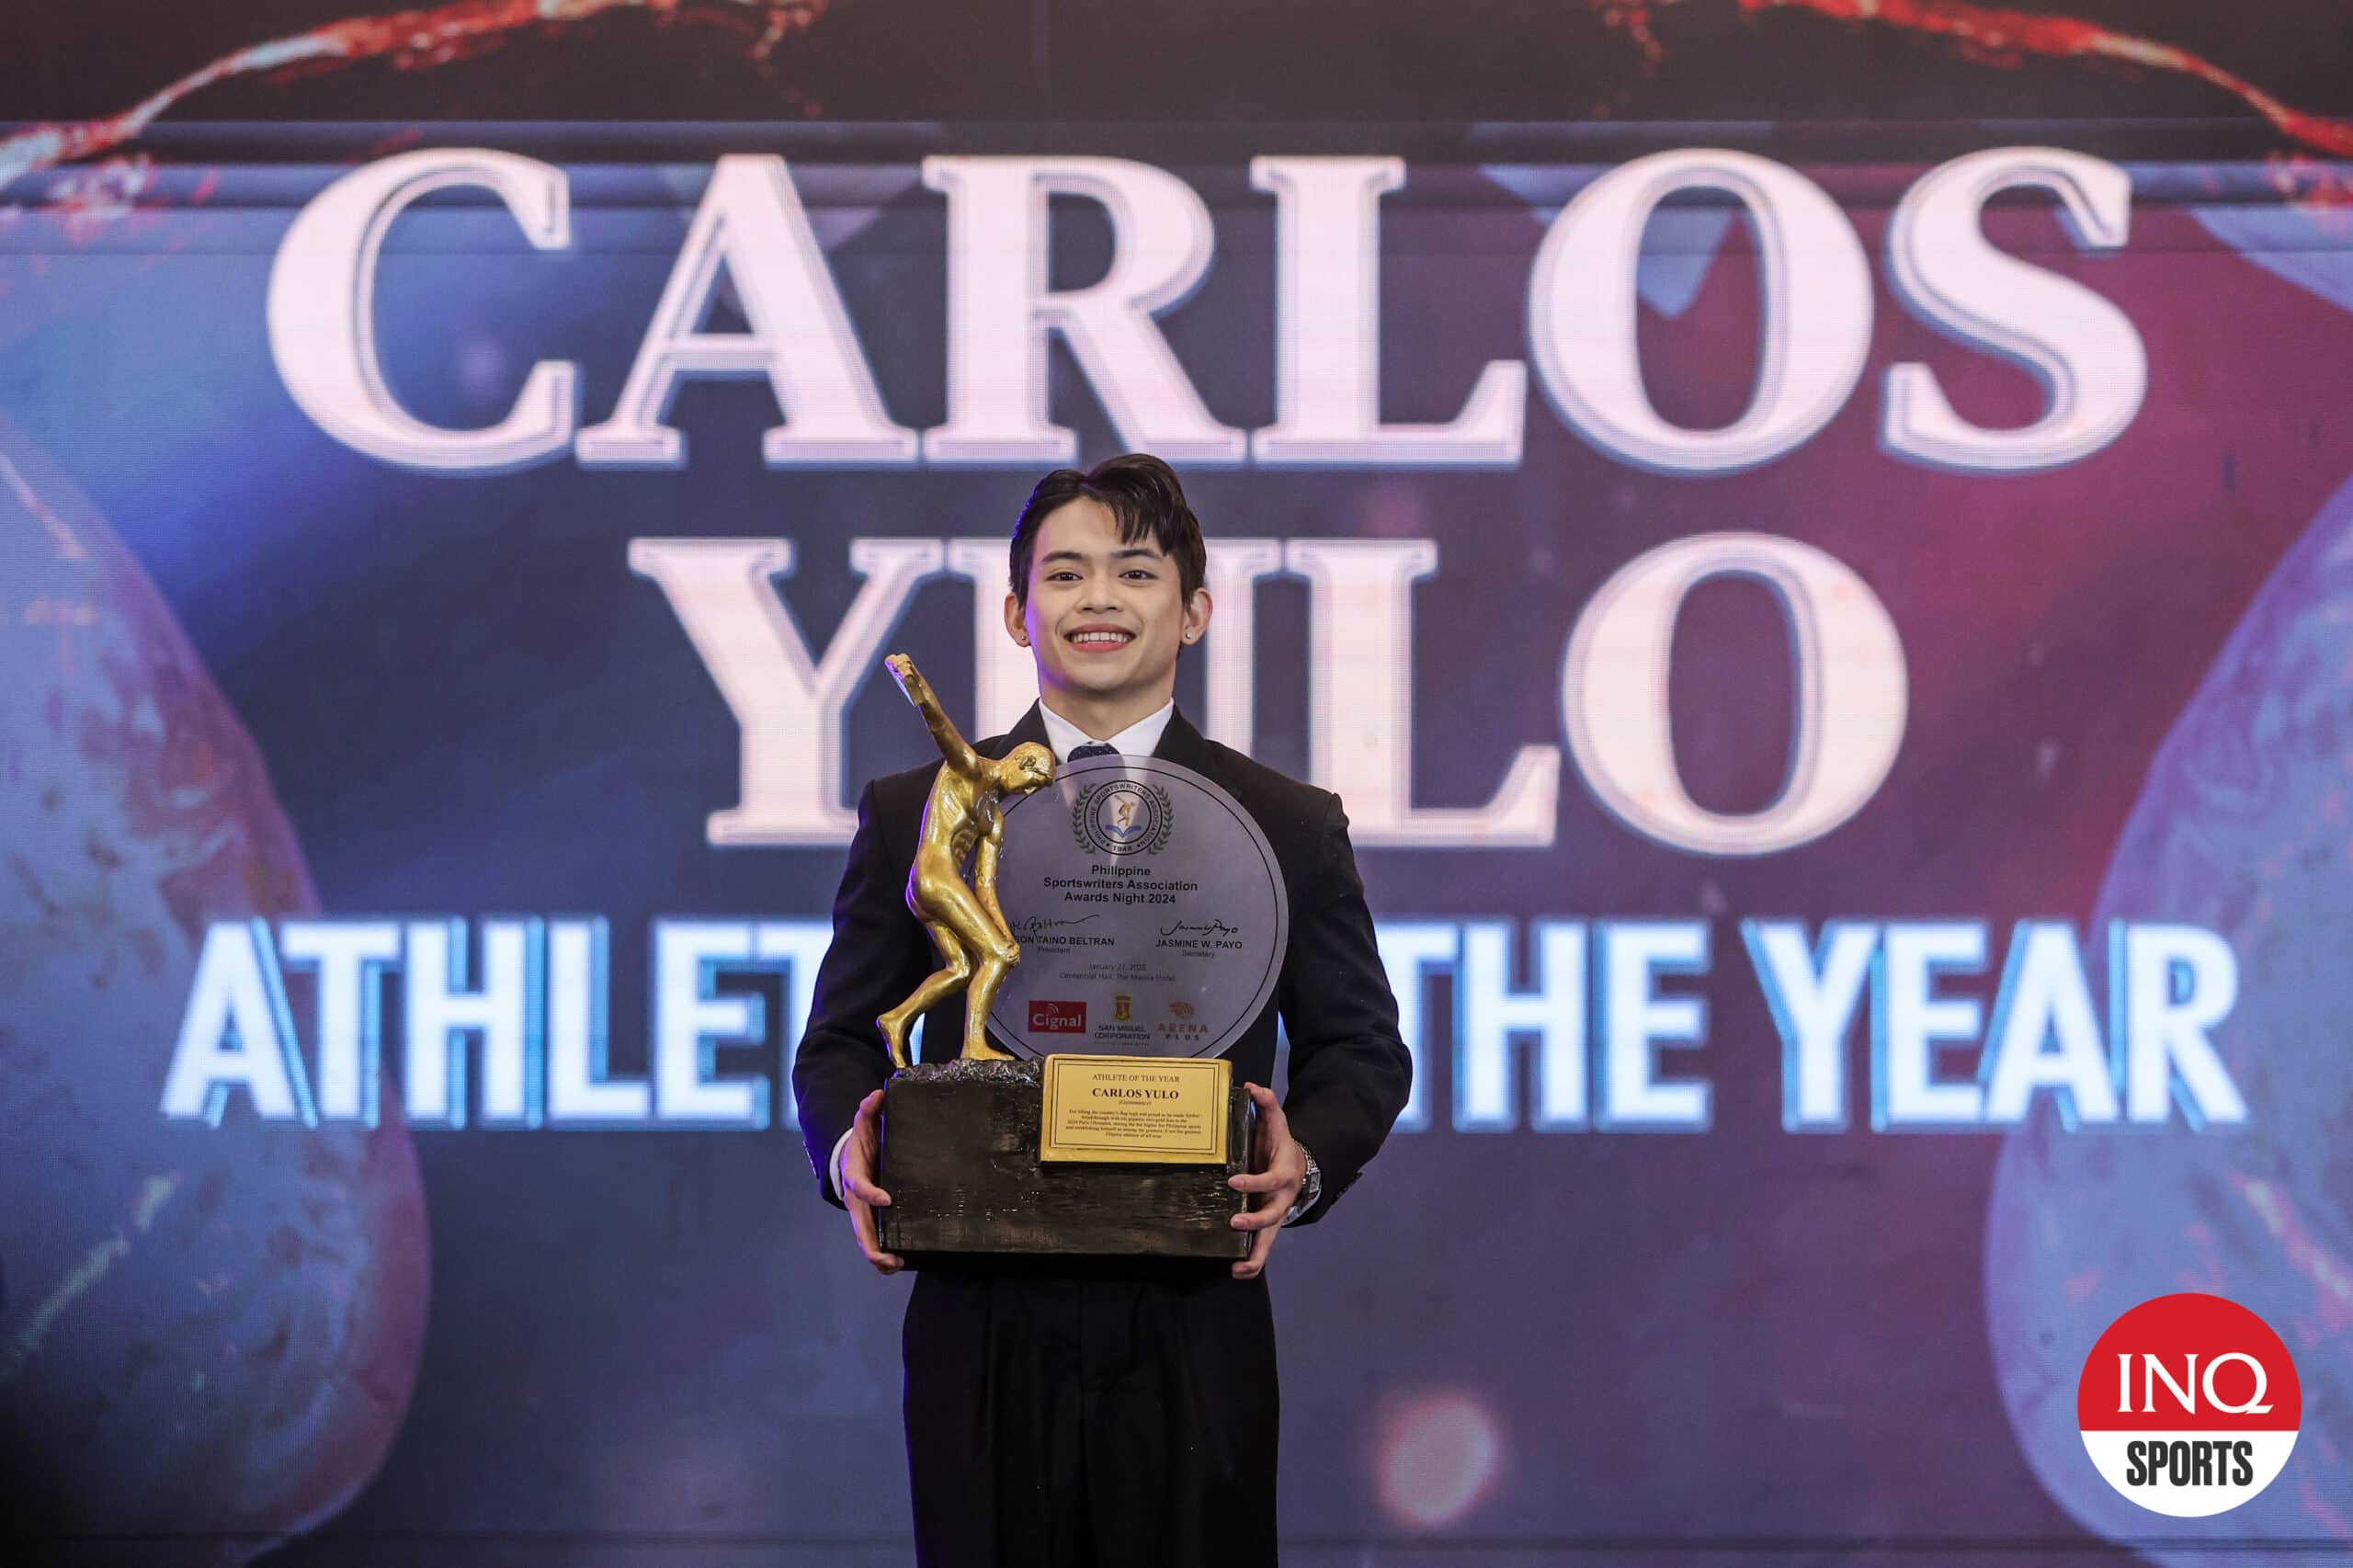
1037;699;1176;763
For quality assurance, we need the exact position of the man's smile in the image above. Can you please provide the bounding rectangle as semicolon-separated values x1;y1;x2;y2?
1063;623;1137;653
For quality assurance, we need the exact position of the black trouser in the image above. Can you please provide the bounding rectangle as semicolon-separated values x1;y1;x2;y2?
902;1258;1279;1568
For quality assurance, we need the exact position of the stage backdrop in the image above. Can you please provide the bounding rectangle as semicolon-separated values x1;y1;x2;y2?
3;2;2351;1562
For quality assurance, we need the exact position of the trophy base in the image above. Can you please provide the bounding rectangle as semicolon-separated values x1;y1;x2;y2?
876;1058;1258;1259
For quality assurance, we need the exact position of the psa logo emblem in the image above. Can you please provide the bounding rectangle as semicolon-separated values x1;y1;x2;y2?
1070;779;1176;858
1029;1000;1086;1034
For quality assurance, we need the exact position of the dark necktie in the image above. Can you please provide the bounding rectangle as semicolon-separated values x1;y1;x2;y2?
1067;743;1119;761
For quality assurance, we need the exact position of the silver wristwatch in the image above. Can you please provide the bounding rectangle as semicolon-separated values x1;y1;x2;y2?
1288;1144;1323;1221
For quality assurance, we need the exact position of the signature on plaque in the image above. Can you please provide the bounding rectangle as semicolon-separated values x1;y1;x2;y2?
1159;918;1242;938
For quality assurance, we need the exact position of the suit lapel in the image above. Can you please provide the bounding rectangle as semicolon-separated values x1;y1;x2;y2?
1150;707;1217;777
984;702;1051;760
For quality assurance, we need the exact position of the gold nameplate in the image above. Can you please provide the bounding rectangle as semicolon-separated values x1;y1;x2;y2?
1040;1054;1231;1165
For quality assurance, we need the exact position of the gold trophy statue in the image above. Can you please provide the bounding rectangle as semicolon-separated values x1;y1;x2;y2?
877;653;1055;1067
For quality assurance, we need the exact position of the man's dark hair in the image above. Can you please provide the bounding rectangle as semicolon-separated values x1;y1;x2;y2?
1007;453;1207;608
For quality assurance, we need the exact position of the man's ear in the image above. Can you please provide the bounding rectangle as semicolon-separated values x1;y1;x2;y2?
1182;586;1213;644
1002;591;1029;648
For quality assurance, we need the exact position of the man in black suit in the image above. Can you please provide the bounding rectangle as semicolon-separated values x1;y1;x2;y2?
792;452;1412;1568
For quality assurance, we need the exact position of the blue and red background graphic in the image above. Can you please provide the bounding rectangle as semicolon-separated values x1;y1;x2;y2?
2;2;2350;1561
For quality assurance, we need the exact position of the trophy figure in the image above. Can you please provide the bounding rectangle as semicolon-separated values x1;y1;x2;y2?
876;653;1055;1068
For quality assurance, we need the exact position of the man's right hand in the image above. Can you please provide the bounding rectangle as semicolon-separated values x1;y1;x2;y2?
839;1087;904;1275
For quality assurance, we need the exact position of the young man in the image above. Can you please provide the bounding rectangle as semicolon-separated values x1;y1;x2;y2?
792;453;1412;1568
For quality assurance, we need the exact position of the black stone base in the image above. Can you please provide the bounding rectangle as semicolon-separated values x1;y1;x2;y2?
876;1058;1258;1259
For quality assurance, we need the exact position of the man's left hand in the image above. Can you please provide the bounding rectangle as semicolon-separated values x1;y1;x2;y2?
1228;1082;1303;1280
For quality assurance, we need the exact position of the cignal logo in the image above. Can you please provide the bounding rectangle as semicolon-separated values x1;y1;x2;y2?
2077;1293;2301;1517
1029;1000;1086;1034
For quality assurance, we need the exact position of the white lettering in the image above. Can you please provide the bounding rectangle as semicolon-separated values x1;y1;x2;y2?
1564;532;1907;855
1528;149;1871;474
1744;919;1876;1131
1872;922;1985;1129
652;921;770;1128
267;149;577;472
1981;920;2119;1126
2118;923;2245;1127
1883;149;2143;472
631;537;941;846
921;156;1244;465
576;154;916;468
546;918;648;1124
1597;921;1711;1129
404;918;542;1128
1456;920;1586;1131
1250;156;1524;465
161;921;314;1125
278;919;401;1125
1290;538;1560;846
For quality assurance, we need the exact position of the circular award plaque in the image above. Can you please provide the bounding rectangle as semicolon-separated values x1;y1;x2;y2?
986;754;1289;1059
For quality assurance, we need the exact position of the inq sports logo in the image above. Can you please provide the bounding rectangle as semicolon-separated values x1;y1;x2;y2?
2076;1293;2301;1517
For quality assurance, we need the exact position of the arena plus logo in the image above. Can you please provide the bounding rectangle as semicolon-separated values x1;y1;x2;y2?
2077;1293;2301;1517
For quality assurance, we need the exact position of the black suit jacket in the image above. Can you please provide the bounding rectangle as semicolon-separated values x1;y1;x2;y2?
792;703;1411;1227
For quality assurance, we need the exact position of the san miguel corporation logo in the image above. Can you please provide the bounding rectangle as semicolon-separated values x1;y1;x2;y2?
2077;1293;2301;1517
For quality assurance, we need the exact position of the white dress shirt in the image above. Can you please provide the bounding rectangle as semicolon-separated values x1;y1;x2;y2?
1035;698;1175;764
829;697;1313;1225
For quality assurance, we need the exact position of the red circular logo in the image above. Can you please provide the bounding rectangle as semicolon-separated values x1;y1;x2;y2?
2076;1293;2300;1517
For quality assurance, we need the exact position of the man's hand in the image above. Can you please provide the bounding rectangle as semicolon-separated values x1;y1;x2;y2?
1227;1082;1305;1280
839;1087;904;1275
